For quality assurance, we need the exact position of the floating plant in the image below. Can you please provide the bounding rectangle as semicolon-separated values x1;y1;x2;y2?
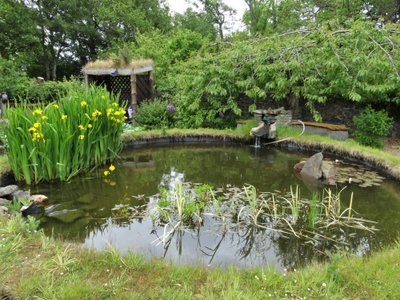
333;160;386;187
148;183;378;255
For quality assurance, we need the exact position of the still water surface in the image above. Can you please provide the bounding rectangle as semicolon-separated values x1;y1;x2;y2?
31;145;400;270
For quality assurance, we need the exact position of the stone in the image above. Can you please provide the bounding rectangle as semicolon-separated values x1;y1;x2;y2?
300;152;323;180
46;209;85;223
250;123;269;137
11;190;31;200
20;202;43;217
0;205;8;216
0;185;19;198
44;204;61;215
293;161;306;173
321;161;336;185
0;198;10;206
30;194;48;204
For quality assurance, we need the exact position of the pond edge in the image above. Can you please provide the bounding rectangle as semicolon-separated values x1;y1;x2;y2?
122;131;400;181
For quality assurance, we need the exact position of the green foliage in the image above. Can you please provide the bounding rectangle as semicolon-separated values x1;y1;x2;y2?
106;29;207;95
0;57;31;96
0;57;82;101
166;20;400;125
134;99;176;129
0;0;172;80
353;106;393;148
173;8;217;38
326;254;342;283
0;214;40;236
4;85;125;184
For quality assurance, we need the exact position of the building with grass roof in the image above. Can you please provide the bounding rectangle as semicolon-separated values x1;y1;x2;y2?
83;58;154;115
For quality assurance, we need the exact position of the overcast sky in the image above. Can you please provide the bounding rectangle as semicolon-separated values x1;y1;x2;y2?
167;0;248;32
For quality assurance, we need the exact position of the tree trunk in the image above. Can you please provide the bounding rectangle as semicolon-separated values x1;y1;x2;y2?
218;22;224;39
51;62;57;81
45;60;50;80
271;0;277;29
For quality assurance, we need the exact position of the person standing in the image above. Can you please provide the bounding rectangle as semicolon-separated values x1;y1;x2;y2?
0;92;8;118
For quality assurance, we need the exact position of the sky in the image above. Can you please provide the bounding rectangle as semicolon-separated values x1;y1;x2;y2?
167;0;248;32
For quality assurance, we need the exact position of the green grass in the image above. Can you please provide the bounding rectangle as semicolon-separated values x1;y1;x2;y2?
121;119;257;144
276;125;400;177
0;214;399;299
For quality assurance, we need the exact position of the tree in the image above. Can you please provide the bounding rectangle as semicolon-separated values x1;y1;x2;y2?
0;0;39;61
174;8;217;38
94;0;171;43
0;0;172;80
192;0;235;39
243;0;310;35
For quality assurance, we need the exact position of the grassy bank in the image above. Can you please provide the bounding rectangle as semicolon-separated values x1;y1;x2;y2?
276;125;400;179
1;214;399;299
121;120;257;145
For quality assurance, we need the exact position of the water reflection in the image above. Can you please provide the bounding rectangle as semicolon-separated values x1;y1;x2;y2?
29;145;400;269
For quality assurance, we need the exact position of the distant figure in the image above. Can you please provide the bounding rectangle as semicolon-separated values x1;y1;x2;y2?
1;92;8;117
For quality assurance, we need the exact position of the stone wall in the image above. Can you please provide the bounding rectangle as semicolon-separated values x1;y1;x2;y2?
237;96;400;138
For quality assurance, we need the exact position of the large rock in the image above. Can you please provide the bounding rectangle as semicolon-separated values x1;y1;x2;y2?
20;202;43;217
321;161;336;185
46;209;85;223
300;152;323;180
0;185;19;198
30;194;48;204
11;190;31;200
0;198;9;206
293;161;306;173
0;206;8;216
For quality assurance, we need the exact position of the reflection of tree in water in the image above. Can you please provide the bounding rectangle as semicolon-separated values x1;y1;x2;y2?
271;229;374;269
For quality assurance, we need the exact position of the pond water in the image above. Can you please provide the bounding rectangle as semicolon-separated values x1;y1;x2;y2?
31;144;400;270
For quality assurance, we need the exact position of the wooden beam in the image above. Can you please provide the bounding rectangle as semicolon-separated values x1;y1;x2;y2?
131;74;137;116
149;71;154;98
133;65;153;74
83;68;134;76
84;74;89;89
83;65;153;76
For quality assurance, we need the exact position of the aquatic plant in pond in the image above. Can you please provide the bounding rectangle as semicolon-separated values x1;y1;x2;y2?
151;183;377;253
4;86;126;184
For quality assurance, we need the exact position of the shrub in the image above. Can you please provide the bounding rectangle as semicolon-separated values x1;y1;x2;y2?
4;85;126;184
352;106;393;148
135;99;176;129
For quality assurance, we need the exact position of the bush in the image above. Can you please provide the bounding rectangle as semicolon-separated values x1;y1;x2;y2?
4;85;126;184
23;79;83;102
135;99;176;129
0;57;31;96
352;106;393;148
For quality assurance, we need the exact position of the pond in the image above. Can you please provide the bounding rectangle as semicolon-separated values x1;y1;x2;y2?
30;144;400;270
